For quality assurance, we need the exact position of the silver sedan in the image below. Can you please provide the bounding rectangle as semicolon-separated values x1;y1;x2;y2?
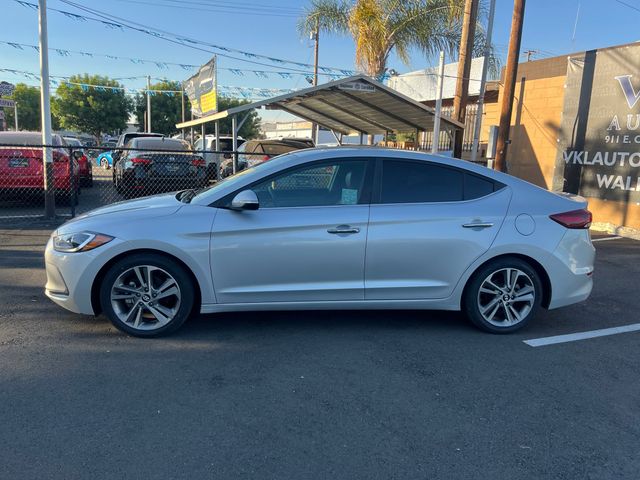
44;147;595;337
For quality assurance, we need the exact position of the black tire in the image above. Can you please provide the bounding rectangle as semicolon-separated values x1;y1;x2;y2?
463;257;543;334
99;253;195;338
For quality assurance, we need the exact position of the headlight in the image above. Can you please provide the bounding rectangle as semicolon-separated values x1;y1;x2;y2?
53;232;114;253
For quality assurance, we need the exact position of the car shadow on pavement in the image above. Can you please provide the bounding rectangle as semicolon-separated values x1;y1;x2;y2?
178;309;472;338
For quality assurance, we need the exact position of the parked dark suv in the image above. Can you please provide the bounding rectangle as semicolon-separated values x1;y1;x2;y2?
113;137;206;198
219;138;315;178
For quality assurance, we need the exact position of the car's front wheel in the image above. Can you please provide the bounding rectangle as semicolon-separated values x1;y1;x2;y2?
463;257;543;333
99;253;195;337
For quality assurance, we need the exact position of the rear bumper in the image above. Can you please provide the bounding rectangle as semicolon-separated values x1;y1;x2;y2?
547;229;595;309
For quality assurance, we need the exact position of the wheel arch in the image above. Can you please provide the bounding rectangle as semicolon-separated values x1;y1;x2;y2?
91;248;202;316
462;253;552;309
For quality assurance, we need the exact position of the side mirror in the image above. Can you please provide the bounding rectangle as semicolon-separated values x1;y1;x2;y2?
73;150;84;160
230;190;259;211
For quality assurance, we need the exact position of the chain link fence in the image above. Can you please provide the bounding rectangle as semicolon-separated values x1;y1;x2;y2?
0;142;251;225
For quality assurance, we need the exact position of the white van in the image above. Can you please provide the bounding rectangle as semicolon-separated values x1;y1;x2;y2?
193;135;245;181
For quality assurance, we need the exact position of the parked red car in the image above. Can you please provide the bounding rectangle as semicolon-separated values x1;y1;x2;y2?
0;131;79;203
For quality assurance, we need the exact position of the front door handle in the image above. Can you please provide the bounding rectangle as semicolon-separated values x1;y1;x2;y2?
462;222;494;229
327;225;360;234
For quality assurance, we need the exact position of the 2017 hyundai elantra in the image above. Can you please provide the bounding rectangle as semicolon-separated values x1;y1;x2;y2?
44;147;595;337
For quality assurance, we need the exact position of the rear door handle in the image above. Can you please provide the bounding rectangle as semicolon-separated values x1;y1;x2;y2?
462;222;494;229
327;225;360;234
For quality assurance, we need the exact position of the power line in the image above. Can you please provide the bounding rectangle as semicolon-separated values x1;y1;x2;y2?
115;0;302;18
614;0;640;14
55;0;353;74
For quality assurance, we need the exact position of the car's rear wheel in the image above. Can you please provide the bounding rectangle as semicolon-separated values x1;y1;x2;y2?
463;258;542;333
99;254;195;337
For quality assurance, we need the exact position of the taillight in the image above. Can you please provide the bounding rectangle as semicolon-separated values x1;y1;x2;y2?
191;157;205;166
262;155;270;161
550;209;592;229
131;157;152;165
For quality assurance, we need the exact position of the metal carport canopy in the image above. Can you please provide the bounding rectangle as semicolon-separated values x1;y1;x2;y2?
175;74;463;135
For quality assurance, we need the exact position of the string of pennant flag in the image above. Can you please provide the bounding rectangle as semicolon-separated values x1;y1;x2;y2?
0;68;296;99
12;0;357;75
0;40;355;81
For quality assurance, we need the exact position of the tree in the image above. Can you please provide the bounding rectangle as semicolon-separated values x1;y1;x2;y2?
4;83;60;131
53;74;131;141
134;80;189;136
299;0;493;78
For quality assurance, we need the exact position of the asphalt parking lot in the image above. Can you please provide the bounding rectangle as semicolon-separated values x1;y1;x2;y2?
0;225;638;479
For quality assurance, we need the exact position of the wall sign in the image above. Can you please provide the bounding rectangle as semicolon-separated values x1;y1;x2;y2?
555;45;640;202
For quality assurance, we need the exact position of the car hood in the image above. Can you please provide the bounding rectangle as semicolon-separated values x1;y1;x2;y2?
57;193;183;234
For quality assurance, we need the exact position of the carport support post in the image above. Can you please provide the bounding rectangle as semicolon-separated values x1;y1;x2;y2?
180;84;185;140
214;121;219;152
38;0;55;219
359;132;364;145
146;75;152;133
232;115;238;174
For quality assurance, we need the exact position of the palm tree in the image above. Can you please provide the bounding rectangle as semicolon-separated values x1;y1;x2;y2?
299;0;491;79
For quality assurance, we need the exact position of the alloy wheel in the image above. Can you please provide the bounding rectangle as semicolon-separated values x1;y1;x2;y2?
110;265;181;331
477;268;535;327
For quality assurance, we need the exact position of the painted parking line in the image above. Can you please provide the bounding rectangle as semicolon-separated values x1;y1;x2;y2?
524;323;640;347
591;236;621;242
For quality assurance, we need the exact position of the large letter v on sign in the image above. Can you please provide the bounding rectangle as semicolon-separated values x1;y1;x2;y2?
615;75;640;109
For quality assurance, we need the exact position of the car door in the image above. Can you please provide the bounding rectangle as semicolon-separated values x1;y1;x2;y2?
365;158;511;300
210;158;373;304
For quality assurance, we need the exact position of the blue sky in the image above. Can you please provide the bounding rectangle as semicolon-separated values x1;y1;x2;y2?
2;0;639;121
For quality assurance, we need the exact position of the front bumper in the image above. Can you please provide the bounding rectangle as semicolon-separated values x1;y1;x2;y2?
44;236;126;315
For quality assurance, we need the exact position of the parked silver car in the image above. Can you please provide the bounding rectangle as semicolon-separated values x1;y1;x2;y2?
44;147;595;337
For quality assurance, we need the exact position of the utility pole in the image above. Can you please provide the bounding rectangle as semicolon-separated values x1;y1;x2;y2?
470;0;496;163
432;51;445;154
311;18;319;144
39;0;54;219
452;0;479;159
14;101;18;131
495;0;526;172
146;75;152;133
524;49;537;61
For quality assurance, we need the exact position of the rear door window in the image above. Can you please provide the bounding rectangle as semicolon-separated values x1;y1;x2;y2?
380;160;463;204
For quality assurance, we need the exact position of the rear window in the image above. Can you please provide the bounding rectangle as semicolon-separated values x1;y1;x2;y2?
0;133;42;146
262;143;304;156
133;139;188;151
